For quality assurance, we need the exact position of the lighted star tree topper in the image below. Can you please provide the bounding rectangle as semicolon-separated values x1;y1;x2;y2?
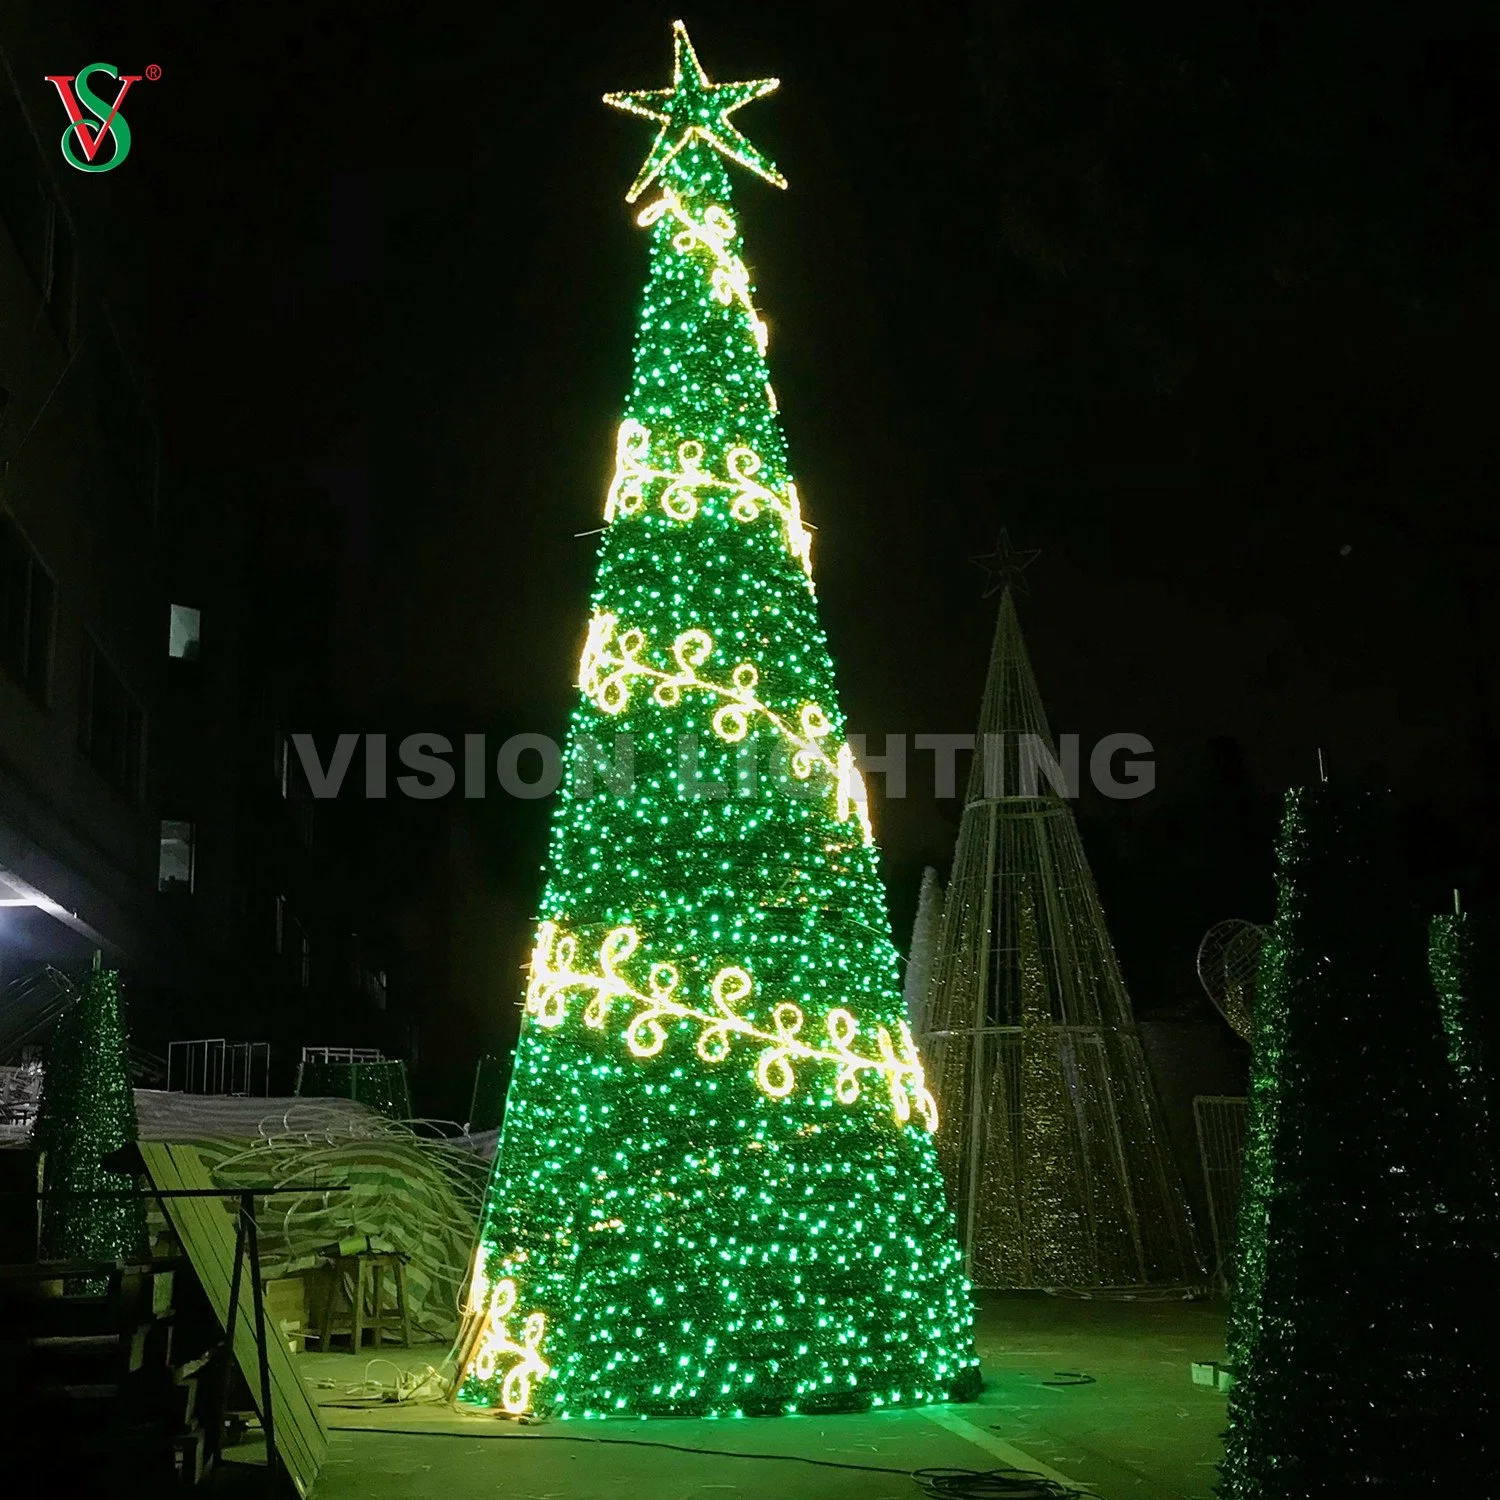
451;21;979;1420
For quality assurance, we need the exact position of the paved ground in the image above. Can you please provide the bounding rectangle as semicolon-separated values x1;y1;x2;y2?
223;1294;1230;1500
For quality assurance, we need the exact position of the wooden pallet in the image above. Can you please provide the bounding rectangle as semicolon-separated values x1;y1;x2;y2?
138;1143;327;1498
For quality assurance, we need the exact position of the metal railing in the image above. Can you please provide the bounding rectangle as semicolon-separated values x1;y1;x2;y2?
166;1039;271;1097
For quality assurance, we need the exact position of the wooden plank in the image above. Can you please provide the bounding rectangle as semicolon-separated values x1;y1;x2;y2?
163;1145;321;1493
155;1144;322;1493
138;1142;327;1497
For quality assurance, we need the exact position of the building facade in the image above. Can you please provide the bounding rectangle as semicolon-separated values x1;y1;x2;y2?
1;27;396;1082
1;54;164;994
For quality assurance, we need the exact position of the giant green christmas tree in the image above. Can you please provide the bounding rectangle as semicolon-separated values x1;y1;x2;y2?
451;22;978;1420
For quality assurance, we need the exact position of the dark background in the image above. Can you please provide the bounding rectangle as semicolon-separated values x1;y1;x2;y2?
71;0;1500;1111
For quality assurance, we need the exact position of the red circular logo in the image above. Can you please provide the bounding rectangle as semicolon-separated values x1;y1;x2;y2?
145;63;162;81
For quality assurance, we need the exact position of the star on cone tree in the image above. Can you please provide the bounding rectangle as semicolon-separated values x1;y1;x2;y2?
451;22;978;1419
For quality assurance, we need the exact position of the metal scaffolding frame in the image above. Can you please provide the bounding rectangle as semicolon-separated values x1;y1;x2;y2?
166;1038;271;1097
1193;1094;1250;1292
916;589;1201;1287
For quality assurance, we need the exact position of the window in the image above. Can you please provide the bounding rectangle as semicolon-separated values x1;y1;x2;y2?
0;99;52;295
0;122;76;330
0;514;55;704
95;323;158;524
168;603;201;660
158;820;196;893
345;936;388;1010
279;736;315;843
79;640;143;801
48;214;77;344
277;899;311;986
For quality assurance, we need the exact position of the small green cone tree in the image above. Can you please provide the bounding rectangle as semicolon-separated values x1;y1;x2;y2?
451;23;978;1419
35;965;147;1273
1220;785;1494;1497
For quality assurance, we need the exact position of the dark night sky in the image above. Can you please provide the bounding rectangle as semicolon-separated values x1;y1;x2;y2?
64;1;1500;1071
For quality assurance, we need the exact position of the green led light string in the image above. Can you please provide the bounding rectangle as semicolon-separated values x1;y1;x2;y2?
451;22;978;1420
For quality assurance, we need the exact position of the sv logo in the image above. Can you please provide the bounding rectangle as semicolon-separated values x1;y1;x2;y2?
43;63;149;174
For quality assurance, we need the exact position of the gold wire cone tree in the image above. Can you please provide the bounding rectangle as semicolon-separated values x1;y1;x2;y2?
450;22;978;1419
917;586;1200;1287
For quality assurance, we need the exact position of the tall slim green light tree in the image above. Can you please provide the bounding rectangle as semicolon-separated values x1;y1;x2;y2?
452;22;978;1419
1221;787;1492;1497
1429;907;1497;1183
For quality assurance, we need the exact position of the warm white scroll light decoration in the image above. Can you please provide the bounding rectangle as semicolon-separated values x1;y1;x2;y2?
525;921;939;1132
639;188;767;352
577;611;871;844
603;419;814;582
459;1255;550;1414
